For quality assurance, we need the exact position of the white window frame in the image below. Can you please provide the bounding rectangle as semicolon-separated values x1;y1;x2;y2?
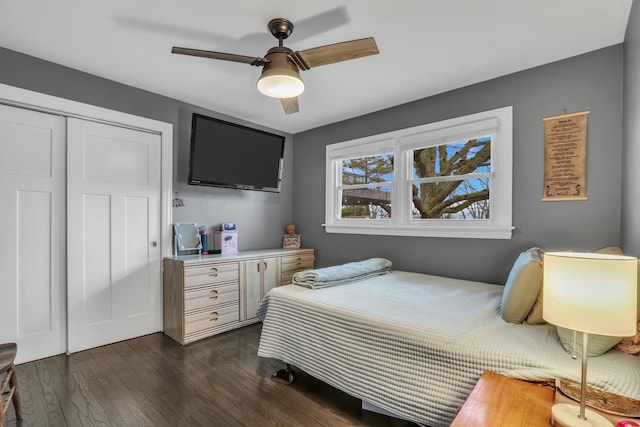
324;106;513;239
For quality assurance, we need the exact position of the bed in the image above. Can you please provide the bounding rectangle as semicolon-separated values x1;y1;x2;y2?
256;257;640;426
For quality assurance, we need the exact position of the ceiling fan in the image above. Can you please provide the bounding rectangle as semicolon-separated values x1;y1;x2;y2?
171;18;379;114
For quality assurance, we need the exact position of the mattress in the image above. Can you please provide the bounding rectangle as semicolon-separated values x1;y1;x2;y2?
256;271;640;426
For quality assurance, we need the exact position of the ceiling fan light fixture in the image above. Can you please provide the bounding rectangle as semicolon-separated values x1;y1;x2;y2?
172;17;378;113
257;67;304;99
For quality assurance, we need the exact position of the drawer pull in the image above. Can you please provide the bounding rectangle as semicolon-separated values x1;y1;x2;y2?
210;312;219;321
209;289;219;299
209;273;218;278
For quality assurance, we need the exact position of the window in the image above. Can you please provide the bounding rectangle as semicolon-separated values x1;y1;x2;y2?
324;106;513;239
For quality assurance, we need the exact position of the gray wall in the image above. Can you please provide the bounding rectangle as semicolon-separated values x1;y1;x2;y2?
0;41;627;281
622;1;640;256
293;45;625;284
0;47;293;251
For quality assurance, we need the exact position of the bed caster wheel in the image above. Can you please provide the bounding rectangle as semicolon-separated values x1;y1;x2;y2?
271;368;294;384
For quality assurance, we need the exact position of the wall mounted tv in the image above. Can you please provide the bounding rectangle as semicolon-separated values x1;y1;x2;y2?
188;113;285;192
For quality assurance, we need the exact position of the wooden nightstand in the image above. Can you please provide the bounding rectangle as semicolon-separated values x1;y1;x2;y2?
450;371;554;426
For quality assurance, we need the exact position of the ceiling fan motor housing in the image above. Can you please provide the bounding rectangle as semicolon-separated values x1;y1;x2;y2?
257;47;304;98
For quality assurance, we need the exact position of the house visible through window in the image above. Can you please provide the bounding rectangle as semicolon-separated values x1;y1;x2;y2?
325;106;513;239
340;154;393;219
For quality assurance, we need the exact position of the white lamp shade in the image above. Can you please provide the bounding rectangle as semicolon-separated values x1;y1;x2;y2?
543;251;638;337
257;70;304;98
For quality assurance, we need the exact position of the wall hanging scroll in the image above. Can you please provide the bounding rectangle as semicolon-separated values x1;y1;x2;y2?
542;111;589;201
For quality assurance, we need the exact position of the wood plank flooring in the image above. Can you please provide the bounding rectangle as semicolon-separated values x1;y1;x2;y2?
3;324;418;426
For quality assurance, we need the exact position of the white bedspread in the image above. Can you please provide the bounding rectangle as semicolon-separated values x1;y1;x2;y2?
256;271;640;426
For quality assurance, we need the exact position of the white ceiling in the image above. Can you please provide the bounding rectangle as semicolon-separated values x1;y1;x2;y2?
0;1;632;134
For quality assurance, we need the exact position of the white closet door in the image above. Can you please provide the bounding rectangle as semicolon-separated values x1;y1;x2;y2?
0;104;66;364
66;118;162;353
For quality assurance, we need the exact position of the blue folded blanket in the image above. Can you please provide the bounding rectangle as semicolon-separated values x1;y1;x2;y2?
292;257;392;289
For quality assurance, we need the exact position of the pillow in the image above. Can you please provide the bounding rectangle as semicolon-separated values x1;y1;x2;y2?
595;246;625;255
615;321;640;355
524;249;547;325
557;327;622;357
500;247;544;323
524;285;545;324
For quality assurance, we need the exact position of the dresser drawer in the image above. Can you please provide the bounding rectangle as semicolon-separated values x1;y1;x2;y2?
184;305;238;335
281;254;315;273
184;283;239;312
281;272;297;286
184;263;239;288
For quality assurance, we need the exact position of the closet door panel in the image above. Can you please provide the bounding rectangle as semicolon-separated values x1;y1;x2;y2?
18;191;54;334
82;193;113;325
0;117;53;177
67;118;162;354
124;195;153;316
0;104;66;364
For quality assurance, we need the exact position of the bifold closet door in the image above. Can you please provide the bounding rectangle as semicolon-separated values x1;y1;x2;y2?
0;104;66;364
66;118;162;354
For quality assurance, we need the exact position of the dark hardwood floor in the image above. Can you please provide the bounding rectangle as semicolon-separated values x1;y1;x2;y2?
4;324;418;426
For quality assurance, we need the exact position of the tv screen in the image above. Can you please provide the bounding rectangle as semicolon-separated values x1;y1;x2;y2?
188;113;285;192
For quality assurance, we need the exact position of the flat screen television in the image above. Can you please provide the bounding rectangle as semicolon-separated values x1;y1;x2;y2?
188;113;285;192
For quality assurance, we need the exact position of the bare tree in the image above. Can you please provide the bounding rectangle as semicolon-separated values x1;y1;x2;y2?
412;138;490;219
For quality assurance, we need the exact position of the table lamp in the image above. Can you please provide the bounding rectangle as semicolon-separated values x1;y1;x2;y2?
543;251;638;427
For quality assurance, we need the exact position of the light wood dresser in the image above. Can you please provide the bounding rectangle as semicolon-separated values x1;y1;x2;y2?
163;248;314;344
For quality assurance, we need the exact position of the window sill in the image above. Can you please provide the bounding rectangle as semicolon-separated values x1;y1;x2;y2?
323;223;514;239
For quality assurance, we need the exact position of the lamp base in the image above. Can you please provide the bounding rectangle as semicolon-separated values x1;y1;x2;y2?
552;403;613;427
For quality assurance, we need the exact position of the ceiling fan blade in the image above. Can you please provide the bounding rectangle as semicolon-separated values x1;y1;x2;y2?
294;37;378;69
281;97;299;114
171;47;265;66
